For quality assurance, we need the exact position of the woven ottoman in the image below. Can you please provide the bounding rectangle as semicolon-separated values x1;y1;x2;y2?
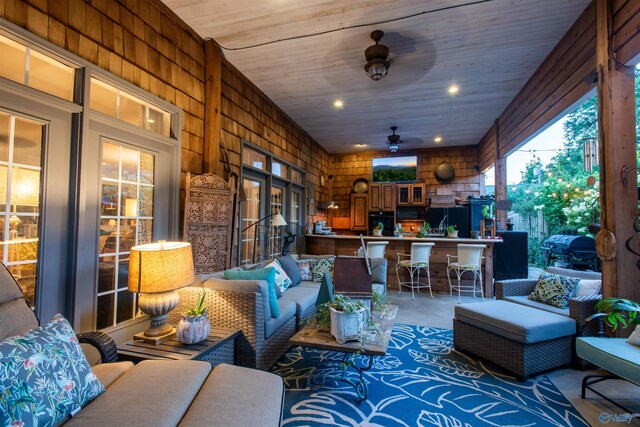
453;300;576;381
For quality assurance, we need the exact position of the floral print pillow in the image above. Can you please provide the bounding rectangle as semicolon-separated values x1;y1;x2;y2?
266;260;292;293
296;259;313;281
528;272;580;308
0;314;105;426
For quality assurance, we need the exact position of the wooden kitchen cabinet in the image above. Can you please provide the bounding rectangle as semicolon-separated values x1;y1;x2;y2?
369;183;396;211
397;184;425;205
351;193;368;230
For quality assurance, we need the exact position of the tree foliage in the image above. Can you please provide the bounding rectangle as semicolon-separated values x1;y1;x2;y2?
509;69;640;240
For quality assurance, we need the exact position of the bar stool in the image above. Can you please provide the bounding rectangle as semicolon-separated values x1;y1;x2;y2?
356;241;389;258
447;244;486;302
396;242;435;299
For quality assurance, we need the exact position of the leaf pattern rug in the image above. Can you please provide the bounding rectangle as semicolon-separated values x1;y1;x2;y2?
272;324;588;426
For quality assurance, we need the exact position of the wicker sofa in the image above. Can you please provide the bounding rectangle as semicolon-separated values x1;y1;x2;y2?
170;256;388;370
0;264;284;427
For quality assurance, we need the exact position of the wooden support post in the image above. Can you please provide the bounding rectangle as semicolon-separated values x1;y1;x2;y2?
204;39;223;176
494;120;508;230
595;0;639;301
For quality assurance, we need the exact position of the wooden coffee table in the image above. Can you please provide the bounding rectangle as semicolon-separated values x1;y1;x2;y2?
289;305;398;401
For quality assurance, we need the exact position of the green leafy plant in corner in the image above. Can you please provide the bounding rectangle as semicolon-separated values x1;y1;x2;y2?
446;225;457;234
481;205;493;219
184;289;208;316
595;297;640;331
374;222;384;231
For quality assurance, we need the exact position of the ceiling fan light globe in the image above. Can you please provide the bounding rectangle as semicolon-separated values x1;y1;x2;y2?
365;60;389;81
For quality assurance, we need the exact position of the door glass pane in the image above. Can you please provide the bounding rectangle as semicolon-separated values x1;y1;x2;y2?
242;148;266;170
270;187;284;259
272;161;288;178
0;114;43;308
241;178;262;265
0;35;26;84
13;117;42;167
29;49;75;102
98;141;155;328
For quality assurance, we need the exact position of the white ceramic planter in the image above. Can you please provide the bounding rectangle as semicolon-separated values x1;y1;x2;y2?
176;313;211;344
330;307;368;344
448;230;458;238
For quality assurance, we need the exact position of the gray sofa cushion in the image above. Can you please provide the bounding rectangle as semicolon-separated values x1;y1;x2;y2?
178;364;284;427
65;360;212;426
370;258;387;286
504;295;570;316
279;283;320;317
266;299;296;338
91;362;134;389
576;337;640;386
455;300;575;344
277;255;302;287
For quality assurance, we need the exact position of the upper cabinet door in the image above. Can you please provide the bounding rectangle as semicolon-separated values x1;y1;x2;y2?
381;183;396;211
411;184;425;205
397;184;410;205
369;184;381;211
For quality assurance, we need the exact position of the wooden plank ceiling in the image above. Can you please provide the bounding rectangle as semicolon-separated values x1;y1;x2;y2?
161;0;591;154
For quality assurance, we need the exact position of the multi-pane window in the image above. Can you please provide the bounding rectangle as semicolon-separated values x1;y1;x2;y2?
0;34;75;101
240;144;305;265
0;112;42;306
97;142;155;329
90;78;171;137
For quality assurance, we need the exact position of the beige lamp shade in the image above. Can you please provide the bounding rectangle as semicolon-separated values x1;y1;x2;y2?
128;241;195;293
271;213;287;227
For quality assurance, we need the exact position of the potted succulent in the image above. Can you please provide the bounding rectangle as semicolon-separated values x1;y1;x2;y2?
176;289;211;344
446;225;458;238
416;222;430;238
326;294;369;344
373;222;384;236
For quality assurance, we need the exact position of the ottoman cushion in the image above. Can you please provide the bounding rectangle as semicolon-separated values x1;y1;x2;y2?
455;300;575;344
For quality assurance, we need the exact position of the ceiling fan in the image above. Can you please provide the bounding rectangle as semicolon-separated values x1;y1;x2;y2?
387;126;402;152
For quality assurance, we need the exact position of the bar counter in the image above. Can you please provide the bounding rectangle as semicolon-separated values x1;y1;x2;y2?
305;234;501;297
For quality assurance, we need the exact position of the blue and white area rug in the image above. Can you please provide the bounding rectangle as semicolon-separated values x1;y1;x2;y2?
273;324;588;426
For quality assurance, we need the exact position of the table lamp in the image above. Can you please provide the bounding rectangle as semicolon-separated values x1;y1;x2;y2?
129;241;195;344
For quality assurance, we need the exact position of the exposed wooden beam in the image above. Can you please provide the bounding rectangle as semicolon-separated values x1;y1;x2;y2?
595;0;639;301
204;39;223;175
494;120;508;230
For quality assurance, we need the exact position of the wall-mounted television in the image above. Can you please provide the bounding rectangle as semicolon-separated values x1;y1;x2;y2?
372;156;417;183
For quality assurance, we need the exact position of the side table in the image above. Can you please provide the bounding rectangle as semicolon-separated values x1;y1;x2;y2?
117;327;240;367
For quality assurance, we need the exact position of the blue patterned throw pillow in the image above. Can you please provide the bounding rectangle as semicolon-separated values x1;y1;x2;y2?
310;258;335;283
266;260;292;293
528;272;580;308
0;314;105;427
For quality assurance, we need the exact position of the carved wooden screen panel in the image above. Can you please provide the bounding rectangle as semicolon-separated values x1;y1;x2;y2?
183;173;231;274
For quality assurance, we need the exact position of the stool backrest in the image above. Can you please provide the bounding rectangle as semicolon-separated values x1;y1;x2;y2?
367;241;389;258
457;244;486;268
411;242;435;265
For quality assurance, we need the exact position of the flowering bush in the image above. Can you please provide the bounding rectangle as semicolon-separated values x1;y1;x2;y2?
562;186;599;237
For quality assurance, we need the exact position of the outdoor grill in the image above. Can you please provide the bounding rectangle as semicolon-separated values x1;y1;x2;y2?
541;234;599;271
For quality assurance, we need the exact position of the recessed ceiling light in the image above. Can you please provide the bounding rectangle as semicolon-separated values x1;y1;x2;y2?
434;136;442;143
448;84;459;94
333;99;344;109
355;144;367;148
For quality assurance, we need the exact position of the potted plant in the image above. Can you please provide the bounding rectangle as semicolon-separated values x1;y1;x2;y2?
373;222;384;236
446;225;458;238
326;294;369;344
394;223;405;238
594;297;640;331
176;289;211;344
416;222;430;238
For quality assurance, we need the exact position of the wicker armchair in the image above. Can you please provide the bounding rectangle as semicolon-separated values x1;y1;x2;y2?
170;281;305;371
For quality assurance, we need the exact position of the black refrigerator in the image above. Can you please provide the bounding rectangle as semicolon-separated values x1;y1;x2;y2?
428;206;470;238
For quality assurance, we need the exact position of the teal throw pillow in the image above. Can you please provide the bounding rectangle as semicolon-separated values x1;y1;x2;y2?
224;267;279;317
311;258;335;283
0;314;105;427
528;272;580;308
